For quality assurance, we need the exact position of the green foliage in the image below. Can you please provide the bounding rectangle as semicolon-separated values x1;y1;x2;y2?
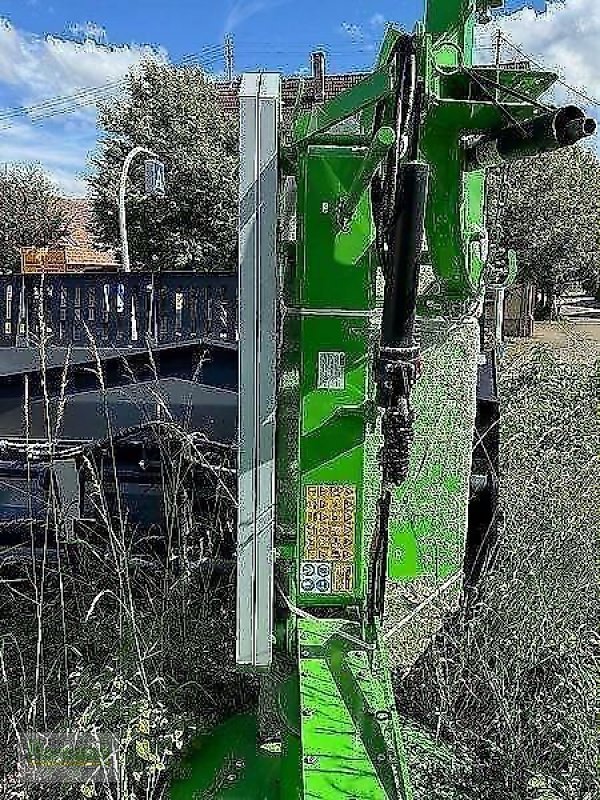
88;60;238;271
488;145;600;295
0;163;70;271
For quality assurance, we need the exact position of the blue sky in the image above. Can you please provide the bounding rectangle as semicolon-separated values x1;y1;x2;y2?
0;1;547;74
0;0;594;195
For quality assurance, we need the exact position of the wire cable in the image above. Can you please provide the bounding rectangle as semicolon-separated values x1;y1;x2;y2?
276;585;377;652
0;37;378;129
0;47;224;122
0;46;226;128
496;32;600;108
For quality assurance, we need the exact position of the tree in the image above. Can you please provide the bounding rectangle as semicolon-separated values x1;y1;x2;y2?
88;61;238;272
0;163;70;272
487;145;600;311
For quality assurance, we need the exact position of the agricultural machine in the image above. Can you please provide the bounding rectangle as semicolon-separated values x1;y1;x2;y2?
167;0;597;797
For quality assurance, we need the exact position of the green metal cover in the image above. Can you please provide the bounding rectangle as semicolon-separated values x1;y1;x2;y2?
297;617;412;799
286;146;379;608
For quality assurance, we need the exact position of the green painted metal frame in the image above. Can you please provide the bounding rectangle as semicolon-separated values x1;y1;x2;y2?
171;2;585;798
273;2;568;796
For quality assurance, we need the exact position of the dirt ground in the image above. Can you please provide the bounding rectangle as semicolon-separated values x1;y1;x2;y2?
509;319;600;364
534;320;600;344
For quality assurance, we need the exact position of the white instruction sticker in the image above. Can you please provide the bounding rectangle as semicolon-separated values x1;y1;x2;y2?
318;351;345;390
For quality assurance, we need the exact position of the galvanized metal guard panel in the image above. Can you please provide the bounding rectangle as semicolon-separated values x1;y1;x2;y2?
237;73;280;668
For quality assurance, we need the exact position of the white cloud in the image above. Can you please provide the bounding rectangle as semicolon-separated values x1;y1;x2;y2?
224;0;291;34
0;119;93;196
477;0;600;106
340;22;365;42
370;13;386;29
0;18;165;104
340;19;381;52
341;12;388;48
0;18;167;195
68;21;107;44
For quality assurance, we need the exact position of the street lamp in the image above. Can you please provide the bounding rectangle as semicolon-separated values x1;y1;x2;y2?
118;146;165;272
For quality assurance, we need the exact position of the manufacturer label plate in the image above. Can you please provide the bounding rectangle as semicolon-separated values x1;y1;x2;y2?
317;351;345;390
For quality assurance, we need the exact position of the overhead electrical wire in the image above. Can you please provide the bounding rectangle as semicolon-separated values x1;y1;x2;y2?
0;45;226;129
491;32;600;108
0;42;378;129
0;59;225;129
0;38;379;129
0;46;223;119
0;34;492;130
3;27;598;130
0;48;224;124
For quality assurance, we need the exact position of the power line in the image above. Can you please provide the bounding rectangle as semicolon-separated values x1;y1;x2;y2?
0;45;225;127
0;54;224;127
0;38;387;130
496;32;600;108
0;46;224;123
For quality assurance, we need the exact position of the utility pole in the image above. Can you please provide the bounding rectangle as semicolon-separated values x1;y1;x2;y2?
495;28;502;103
225;35;234;83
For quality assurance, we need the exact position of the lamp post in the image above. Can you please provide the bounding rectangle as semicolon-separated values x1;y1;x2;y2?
118;145;163;272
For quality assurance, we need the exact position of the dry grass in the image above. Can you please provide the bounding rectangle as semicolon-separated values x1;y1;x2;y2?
0;314;597;799
398;340;599;799
0;324;254;800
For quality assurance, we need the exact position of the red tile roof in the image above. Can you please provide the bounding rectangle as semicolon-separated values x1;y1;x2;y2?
60;199;119;269
22;199;119;272
217;72;368;118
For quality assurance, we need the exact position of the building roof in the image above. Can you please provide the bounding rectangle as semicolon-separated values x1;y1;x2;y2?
59;199;119;269
216;71;368;125
218;72;367;109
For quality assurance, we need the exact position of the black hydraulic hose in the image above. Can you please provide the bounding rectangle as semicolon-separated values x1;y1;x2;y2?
374;34;416;280
367;490;391;624
464;105;597;170
368;36;427;619
381;162;430;349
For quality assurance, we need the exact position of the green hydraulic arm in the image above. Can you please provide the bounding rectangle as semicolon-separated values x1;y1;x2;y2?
170;2;595;798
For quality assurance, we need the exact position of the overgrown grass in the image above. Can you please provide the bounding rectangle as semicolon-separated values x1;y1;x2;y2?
1;317;597;799
399;343;599;799
0;324;254;800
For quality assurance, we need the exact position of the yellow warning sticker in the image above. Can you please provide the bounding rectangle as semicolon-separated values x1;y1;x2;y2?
304;485;356;594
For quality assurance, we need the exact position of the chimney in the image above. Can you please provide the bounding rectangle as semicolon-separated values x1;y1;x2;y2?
311;50;326;102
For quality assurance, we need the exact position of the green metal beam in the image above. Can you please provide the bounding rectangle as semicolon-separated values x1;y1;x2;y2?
337;126;396;230
293;67;395;144
297;618;412;800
